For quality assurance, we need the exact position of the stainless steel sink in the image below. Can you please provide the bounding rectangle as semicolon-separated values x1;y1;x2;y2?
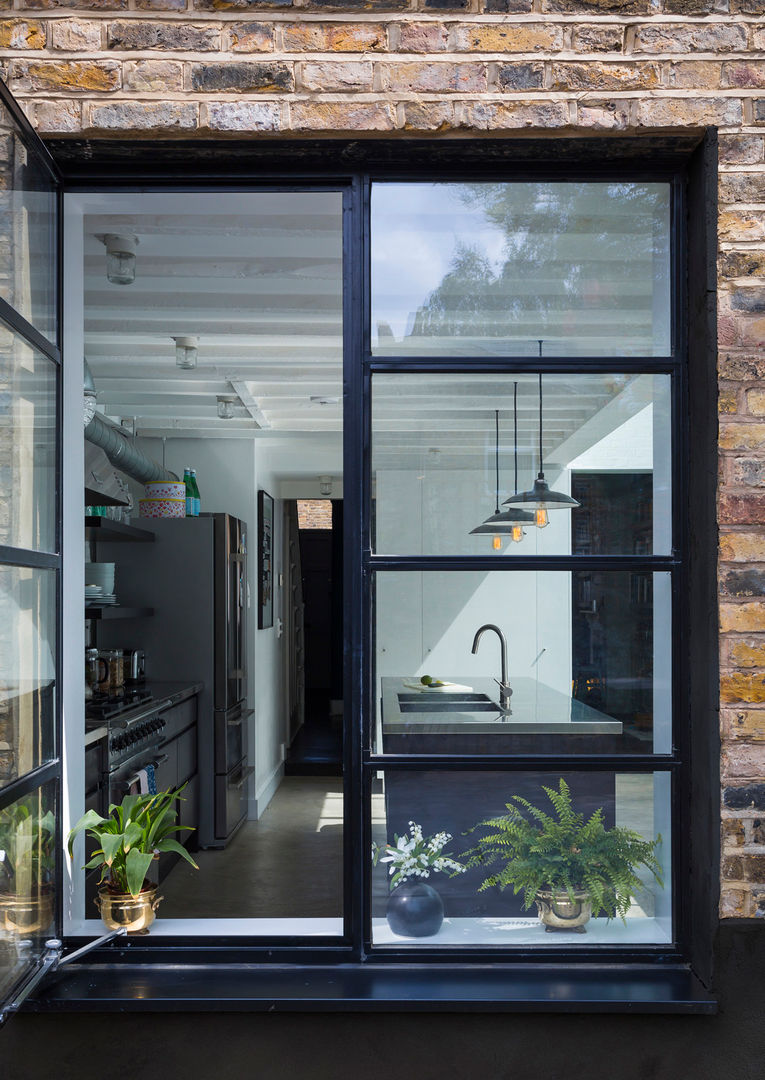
397;692;499;714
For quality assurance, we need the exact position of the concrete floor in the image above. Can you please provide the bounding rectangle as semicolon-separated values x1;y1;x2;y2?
160;776;344;919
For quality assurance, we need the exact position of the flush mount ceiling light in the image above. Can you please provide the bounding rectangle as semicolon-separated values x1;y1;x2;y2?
216;396;236;420
310;395;339;406
173;335;198;370
103;234;138;285
319;475;333;496
503;368;580;528
470;394;534;549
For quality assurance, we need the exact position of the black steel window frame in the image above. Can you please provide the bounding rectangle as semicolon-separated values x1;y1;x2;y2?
0;77;64;973
357;173;687;962
16;132;717;1013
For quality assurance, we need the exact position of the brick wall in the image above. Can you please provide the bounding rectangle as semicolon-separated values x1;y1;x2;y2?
2;0;765;918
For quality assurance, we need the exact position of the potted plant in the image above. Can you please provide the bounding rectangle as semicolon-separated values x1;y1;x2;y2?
67;789;198;934
462;779;663;932
372;821;466;937
0;797;56;936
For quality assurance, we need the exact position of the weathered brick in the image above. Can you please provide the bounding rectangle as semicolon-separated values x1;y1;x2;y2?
383;62;487;94
731;0;765;9
461;100;569;129
484;0;534;9
289;100;395;130
720;494;765;524
663;0;726;11
636;97;742;128
551;61;660;91
205;100;281;131
135;0;189;9
453;25;564;52
719;353;765;381
723;708;765;738
748;387;765;413
49;19;102;51
729;638;765;667
571;25;624;52
724;783;765;809
722;854;745;878
193;0;290;7
577;99;631;129
722;818;747;847
191;61;293;92
742;853;765;880
721;530;765;562
123;59;184;93
22;0;126;8
422;0;469;8
720;887;747;916
720;210;765;242
299;61;373;92
666;62;722;89
227;22;274;52
721;602;765;633
545;0;649;10
719;384;739;413
723;62;765;90
300;0;407;8
755;100;765;124
108;20;220;51
721;175;765;204
396;23;450;54
720;424;765;451
0;19;46;49
721;672;765;704
33;99;82;133
719;135;764;165
752;818;765;843
634;24;748;54
730;459;765;489
281;23;386;52
88;101;198;130
10;58;120;93
403;101;454;131
497;63;545;91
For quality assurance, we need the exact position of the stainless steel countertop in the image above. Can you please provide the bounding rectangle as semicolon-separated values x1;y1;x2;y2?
381;676;623;735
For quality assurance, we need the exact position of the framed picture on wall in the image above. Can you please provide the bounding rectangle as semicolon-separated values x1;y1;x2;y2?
258;489;274;629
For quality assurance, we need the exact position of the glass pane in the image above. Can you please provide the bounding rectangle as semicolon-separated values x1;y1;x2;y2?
0;567;56;789
0;102;57;342
0;783;57;994
0;320;57;553
374;571;671;755
371;770;671;947
372;372;671;557
371;182;671;357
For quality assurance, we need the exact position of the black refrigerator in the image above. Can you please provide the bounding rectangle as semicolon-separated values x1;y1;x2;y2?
100;513;252;847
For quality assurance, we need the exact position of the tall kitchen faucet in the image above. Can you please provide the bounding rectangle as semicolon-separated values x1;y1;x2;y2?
471;624;513;712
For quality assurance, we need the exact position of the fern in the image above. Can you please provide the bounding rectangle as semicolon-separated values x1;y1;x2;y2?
461;778;664;920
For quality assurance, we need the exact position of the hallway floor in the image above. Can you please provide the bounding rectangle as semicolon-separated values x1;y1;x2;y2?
160;776;343;919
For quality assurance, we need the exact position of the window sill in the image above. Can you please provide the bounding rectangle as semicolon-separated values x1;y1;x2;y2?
29;962;716;1014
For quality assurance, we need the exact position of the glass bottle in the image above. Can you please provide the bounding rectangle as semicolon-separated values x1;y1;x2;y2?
183;467;194;517
190;470;201;517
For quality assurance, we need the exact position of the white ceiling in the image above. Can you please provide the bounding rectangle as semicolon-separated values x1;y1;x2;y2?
83;194;654;475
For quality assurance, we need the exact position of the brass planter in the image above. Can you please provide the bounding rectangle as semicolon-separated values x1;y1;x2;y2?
95;885;163;934
534;888;592;933
0;889;55;937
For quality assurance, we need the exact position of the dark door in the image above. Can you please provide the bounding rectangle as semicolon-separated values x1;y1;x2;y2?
0;78;63;1022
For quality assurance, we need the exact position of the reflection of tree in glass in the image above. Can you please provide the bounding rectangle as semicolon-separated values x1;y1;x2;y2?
409;183;669;353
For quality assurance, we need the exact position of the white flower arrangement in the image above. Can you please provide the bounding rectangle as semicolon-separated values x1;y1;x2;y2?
372;821;467;890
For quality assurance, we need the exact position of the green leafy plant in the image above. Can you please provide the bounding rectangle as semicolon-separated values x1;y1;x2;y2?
461;778;663;920
0;798;56;894
67;789;198;898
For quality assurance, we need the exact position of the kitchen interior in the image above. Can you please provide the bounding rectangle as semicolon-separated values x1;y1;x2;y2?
56;182;673;943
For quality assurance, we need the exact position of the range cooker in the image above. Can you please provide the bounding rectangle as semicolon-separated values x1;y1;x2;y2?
87;689;179;800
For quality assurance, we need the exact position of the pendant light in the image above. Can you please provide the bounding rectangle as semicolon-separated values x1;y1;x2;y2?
503;365;579;527
470;392;534;548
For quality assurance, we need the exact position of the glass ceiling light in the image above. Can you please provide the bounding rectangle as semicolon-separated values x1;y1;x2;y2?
319;475;333;496
470;396;534;548
503;367;579;527
174;336;198;370
104;234;138;285
216;396;236;420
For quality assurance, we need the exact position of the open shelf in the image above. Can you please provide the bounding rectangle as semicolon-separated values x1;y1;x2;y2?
85;517;155;542
85;606;154;620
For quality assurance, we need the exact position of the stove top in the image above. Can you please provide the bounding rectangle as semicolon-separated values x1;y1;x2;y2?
85;687;152;725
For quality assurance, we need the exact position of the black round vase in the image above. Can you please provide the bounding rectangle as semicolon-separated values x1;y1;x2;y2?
386;882;444;938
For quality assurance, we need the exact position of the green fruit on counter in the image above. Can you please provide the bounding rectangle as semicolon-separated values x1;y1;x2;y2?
420;675;432;685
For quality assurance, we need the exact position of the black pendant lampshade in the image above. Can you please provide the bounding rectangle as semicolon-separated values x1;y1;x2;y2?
470;390;534;547
503;371;579;528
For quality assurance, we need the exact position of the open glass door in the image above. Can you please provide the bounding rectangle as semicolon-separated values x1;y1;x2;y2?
0;79;62;1021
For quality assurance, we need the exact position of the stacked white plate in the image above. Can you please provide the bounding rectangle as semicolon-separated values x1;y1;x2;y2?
85;562;116;597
